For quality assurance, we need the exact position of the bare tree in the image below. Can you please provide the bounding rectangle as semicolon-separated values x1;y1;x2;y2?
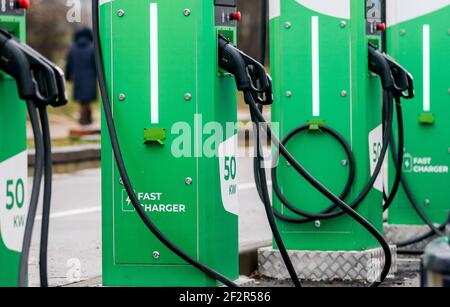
26;0;90;63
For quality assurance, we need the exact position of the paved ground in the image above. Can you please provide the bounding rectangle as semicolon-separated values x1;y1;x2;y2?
28;151;273;287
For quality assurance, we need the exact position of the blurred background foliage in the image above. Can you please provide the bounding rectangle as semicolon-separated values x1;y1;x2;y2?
27;0;265;65
27;0;91;65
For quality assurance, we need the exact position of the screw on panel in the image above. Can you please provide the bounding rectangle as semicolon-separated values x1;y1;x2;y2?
340;21;347;28
119;178;124;185
185;177;193;185
284;22;291;29
424;199;431;206
340;90;348;97
285;91;292;98
118;93;126;101
341;160;348;167
152;251;160;260
117;9;125;17
400;29;407;36
314;220;321;228
184;93;192;101
184;9;191;17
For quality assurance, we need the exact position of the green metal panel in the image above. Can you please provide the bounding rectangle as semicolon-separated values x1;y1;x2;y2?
387;4;450;225
0;12;27;287
100;0;238;286
270;0;384;251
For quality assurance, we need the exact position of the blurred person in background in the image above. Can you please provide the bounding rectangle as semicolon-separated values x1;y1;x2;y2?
66;28;97;126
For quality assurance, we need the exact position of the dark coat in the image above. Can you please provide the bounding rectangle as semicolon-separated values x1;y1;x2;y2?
66;29;98;103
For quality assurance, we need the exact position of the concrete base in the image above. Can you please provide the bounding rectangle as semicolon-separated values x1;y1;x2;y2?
230;276;255;287
258;246;398;283
384;224;438;251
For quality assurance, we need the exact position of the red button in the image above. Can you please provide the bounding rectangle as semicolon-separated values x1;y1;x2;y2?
229;11;242;22
16;0;30;9
377;23;386;32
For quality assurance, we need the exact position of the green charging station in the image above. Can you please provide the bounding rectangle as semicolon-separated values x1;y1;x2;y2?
268;0;386;251
386;1;450;225
0;6;27;287
99;0;239;287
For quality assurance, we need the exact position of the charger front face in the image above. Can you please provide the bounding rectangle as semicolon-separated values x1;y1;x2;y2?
269;0;385;251
99;0;239;287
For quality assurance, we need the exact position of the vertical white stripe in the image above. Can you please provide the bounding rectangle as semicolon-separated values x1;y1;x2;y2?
150;3;159;124
312;16;320;117
423;24;431;112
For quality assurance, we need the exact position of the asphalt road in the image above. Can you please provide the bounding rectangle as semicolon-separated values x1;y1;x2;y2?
28;151;273;287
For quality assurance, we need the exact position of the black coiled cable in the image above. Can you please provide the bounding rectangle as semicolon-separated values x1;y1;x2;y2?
18;100;44;287
245;91;392;287
270;91;394;224
38;107;52;288
251;105;302;288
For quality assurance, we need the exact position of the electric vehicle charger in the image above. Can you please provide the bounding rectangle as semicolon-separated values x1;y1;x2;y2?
258;0;441;254
216;35;421;287
0;28;67;287
268;45;414;226
255;1;414;227
92;0;239;288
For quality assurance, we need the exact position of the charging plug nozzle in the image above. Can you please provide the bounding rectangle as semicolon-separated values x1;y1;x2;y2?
0;28;67;107
218;35;273;105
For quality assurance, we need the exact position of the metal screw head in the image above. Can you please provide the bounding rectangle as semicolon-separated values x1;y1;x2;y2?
341;90;348;97
184;93;192;101
117;9;125;17
185;177;193;185
400;29;407;36
285;91;292;97
341;160;348;167
284;22;291;29
183;8;191;17
152;251;160;259
448;88;450;95
118;93;126;101
119;178;124;185
424;199;431;206
340;21;347;28
314;220;321;228
447;29;450;35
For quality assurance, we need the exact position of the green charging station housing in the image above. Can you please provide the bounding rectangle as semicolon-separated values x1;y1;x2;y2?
100;0;239;286
269;0;386;251
386;2;450;225
0;8;28;286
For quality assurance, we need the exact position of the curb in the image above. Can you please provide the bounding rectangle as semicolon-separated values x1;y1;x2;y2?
28;144;101;167
62;242;271;287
